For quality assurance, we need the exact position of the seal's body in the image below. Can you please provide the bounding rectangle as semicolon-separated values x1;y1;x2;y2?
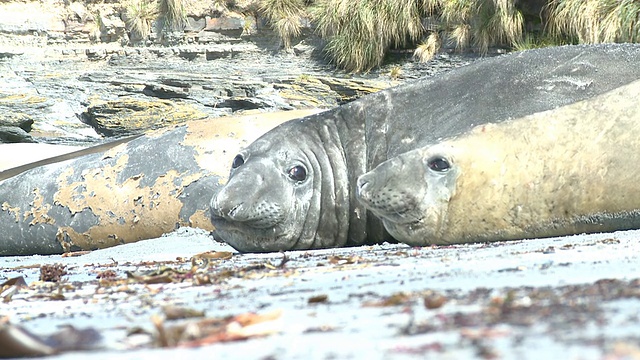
356;80;640;246
210;44;640;252
0;110;317;255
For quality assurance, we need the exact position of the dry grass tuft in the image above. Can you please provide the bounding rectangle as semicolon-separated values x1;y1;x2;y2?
413;32;441;62
124;0;158;42
260;0;307;49
157;0;187;33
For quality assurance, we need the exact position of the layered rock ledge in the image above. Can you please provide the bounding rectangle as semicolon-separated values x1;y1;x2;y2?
0;0;479;144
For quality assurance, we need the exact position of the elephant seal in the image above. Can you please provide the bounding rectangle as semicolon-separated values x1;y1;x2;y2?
356;79;640;246
210;44;640;253
0;110;318;256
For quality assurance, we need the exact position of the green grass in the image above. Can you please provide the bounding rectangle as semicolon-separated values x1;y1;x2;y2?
512;33;565;51
123;0;186;43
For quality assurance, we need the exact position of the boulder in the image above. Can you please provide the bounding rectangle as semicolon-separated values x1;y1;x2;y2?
82;97;209;137
0;127;34;143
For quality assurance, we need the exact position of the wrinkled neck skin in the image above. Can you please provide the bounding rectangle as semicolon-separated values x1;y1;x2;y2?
210;107;370;252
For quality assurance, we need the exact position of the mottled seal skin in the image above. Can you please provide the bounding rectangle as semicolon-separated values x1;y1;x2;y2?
210;43;640;253
0;110;318;256
356;79;640;246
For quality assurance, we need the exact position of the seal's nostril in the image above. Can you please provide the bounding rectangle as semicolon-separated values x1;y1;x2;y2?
228;203;243;218
357;175;371;191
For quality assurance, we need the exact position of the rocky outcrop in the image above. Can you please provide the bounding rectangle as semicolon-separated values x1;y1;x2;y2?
0;0;477;144
0;112;35;143
82;97;208;137
0;45;419;141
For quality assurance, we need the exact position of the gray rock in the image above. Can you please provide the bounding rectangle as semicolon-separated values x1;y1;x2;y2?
184;16;206;33
204;14;247;31
0;126;34;143
0;113;33;131
143;84;190;99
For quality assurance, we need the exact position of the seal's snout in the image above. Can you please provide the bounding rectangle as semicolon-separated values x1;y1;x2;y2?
216;201;246;221
210;188;254;223
209;187;236;220
356;173;372;195
210;173;284;230
355;157;423;222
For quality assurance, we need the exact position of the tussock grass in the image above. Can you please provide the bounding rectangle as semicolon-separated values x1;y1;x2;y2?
260;0;307;49
547;0;640;43
119;0;638;71
124;0;158;42
312;0;426;72
157;0;187;33
308;0;525;72
437;0;524;53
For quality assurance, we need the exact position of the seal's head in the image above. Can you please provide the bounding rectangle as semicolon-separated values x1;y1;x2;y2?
356;144;459;246
209;116;351;252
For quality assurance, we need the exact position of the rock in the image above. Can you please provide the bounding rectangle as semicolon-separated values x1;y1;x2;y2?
205;44;258;59
0;113;34;132
0;50;24;59
274;75;396;107
195;31;238;44
85;48;108;60
184;17;206;33
81;97;210;137
0;2;65;35
215;97;279;111
293;40;316;57
143;84;190;99
0;0;477;145
0;126;34;143
0;93;47;143
96;11;126;43
0;46;467;144
178;48;204;60
204;13;249;32
315;77;397;103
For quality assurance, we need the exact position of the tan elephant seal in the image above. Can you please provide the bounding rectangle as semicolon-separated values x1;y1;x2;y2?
356;79;640;246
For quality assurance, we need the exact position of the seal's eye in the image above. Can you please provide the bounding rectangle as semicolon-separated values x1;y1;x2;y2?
427;156;450;172
231;154;244;169
288;165;307;182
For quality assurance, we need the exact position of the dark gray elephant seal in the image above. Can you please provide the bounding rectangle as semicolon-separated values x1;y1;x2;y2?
210;44;640;253
0;110;317;256
356;79;640;246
